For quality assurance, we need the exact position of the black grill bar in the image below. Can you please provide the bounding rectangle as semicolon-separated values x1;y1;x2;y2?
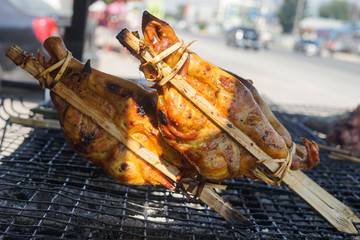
1;98;360;239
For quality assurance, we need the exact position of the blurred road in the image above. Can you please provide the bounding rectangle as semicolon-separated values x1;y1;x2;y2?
97;30;360;109
2;30;360;110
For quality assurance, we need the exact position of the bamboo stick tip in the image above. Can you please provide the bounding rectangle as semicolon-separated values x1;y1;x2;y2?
6;46;21;61
116;28;141;56
336;216;359;234
222;205;251;225
6;45;36;70
196;188;249;225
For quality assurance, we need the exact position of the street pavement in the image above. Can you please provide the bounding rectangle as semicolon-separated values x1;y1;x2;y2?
94;30;360;110
2;30;360;112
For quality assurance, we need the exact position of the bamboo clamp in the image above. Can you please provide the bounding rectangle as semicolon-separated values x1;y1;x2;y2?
117;29;360;234
6;44;248;225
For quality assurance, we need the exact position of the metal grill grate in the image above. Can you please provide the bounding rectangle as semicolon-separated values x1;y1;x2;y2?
0;98;359;239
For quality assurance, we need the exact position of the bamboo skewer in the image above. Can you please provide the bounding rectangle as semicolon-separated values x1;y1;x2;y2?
117;29;360;234
9;116;60;129
329;152;360;163
6;45;247;225
290;170;360;223
318;144;360;163
318;144;352;155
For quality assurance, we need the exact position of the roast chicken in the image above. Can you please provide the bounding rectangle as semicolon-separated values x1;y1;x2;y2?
118;11;320;182
37;37;193;188
7;37;251;224
327;105;360;154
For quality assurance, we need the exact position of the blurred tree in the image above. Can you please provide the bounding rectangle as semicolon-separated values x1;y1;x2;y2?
319;0;350;20
165;4;185;20
278;0;306;33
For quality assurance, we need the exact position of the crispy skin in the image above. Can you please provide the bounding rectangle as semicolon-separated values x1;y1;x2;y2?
140;12;319;181
42;37;190;188
327;105;360;153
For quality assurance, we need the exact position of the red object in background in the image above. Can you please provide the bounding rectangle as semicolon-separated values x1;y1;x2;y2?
32;17;58;43
106;2;127;15
104;2;128;30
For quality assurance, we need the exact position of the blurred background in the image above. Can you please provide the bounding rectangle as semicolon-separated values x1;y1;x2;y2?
1;0;360;110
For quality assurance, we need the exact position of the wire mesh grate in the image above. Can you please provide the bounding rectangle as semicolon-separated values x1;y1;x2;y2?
0;98;359;239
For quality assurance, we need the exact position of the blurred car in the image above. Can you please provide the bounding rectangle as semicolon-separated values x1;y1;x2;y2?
225;27;260;50
0;0;59;79
328;30;360;55
293;39;321;57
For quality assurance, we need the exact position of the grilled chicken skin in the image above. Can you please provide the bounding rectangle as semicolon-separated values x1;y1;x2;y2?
137;11;319;181
40;37;190;188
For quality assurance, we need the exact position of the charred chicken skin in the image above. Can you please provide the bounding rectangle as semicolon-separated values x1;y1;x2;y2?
327;105;360;153
40;37;190;188
137;11;319;181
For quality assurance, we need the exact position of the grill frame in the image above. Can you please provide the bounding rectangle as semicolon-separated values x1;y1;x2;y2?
0;98;359;240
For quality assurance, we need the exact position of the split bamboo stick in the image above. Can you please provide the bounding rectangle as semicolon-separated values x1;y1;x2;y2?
318;143;352;155
329;152;360;163
9;116;60;129
319;144;360;163
6;44;248;225
117;29;360;234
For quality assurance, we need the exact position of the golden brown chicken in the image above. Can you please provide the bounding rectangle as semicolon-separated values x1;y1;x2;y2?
7;37;251;224
38;37;192;188
118;11;320;182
